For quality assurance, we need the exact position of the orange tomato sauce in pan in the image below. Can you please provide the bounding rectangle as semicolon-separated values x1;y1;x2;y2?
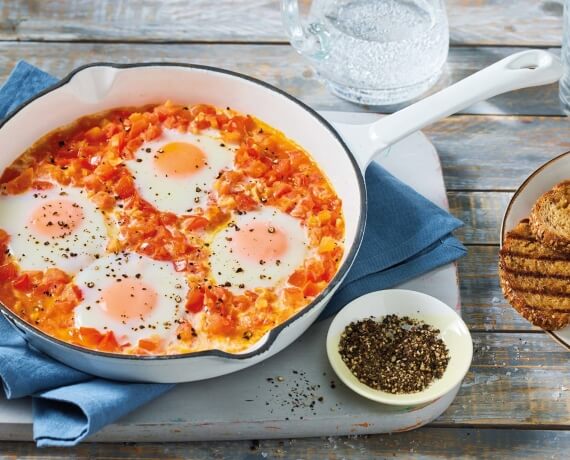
0;102;344;355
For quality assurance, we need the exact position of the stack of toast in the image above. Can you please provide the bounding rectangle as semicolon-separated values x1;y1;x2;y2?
499;180;570;330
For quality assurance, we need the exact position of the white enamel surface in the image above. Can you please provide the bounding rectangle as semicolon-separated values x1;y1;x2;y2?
326;289;472;406
335;50;562;170
501;152;570;348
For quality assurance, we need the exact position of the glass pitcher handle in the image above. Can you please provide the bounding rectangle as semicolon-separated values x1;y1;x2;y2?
281;0;331;60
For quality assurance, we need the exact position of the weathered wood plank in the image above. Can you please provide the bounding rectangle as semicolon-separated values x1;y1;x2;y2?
437;332;570;426
0;0;563;46
447;0;563;47
426;115;570;190
0;43;563;116
459;245;534;332
0;428;568;459
449;191;511;245
438;193;533;331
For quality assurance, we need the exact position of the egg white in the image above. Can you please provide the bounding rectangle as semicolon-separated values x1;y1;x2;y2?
73;252;188;346
127;129;234;214
0;184;108;273
209;207;308;292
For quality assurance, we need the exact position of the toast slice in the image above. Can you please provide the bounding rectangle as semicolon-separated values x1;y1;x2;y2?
529;180;570;253
499;219;570;330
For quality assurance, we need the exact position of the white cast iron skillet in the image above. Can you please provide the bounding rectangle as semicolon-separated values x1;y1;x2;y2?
0;50;561;382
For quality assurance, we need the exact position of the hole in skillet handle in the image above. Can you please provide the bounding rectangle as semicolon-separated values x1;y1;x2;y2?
505;49;555;72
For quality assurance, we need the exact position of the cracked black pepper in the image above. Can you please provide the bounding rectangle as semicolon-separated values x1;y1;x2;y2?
338;315;450;394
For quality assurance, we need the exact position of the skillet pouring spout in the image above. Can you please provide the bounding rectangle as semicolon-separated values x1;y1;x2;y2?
334;49;562;171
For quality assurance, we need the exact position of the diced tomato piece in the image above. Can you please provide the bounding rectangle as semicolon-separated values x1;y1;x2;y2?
207;312;237;336
221;130;242;144
246;147;260;159
98;331;121;352
129;119;149;137
288;269;306;288
274;159;292;177
84;126;104;143
79;327;103;348
12;274;33;291
160;212;178;226
272;182;292;198
0;263;17;282
103;121;121;138
95;163;117;180
71;284;84;302
176;322;197;342
246;160;268;178
190;104;217;117
114;175;135;199
44;268;71;284
318;236;336;253
234;193;257;211
182;216;209;231
82;174;105;191
318;210;332;224
173;259;187;272
3;167;33;194
91;191;116;210
124;138;143;155
194;119;211;130
0;229;10;246
303;281;324;297
108;135;125;155
283;287;304;307
306;260;325;282
0;167;20;185
138;337;161;352
216;114;229;126
227;115;255;135
143;123;162;142
32;180;54;190
185;288;204;313
204;207;228;228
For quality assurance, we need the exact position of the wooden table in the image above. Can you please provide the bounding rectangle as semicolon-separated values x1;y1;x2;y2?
0;1;568;458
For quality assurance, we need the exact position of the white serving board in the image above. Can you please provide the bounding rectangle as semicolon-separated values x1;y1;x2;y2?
0;111;461;442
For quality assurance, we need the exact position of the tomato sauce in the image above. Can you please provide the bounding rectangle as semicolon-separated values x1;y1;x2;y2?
0;101;344;354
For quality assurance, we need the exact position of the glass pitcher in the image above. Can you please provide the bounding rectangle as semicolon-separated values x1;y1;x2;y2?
281;0;449;105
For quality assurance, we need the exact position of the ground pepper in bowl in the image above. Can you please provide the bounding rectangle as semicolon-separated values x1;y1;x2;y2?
338;314;450;394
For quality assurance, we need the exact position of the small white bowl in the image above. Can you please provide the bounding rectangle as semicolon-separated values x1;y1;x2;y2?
326;289;473;406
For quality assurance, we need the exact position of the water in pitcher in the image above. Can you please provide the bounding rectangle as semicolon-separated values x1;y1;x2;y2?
308;0;449;104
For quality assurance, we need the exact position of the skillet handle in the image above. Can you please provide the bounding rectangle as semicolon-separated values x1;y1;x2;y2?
333;50;562;171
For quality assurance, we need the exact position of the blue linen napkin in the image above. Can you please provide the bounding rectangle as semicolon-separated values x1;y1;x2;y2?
0;61;466;447
321;165;466;317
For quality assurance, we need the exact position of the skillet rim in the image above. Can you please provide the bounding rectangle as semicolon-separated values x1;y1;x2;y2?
0;61;367;361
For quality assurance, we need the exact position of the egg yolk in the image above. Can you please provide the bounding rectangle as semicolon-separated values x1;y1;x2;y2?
154;142;206;178
231;221;288;263
29;199;84;238
100;279;158;322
